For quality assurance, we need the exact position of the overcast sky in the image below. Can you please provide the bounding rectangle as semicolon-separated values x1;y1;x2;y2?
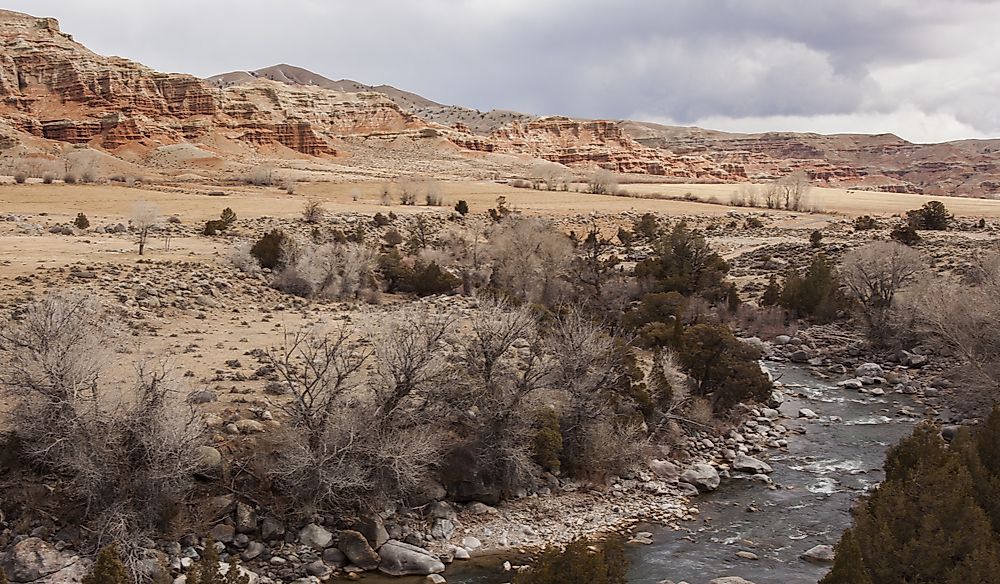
5;0;999;143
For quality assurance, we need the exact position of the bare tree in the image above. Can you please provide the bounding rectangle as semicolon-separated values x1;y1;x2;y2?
366;308;457;424
771;171;811;211
546;311;644;478
264;326;370;448
841;241;923;340
530;161;566;191
487;217;574;305
397;175;422;205
282;242;379;301
130;201;160;256
586;168;618;195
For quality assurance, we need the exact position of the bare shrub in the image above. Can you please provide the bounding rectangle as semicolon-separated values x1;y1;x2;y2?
227;241;263;275
283;178;297;195
841;241;923;342
450;298;548;497
530;161;566;191
13;171;27;184
42;173;55;184
246;166;275;186
130;201;160;256
547;311;645;478
379;183;392;206
487;217;574;305
302;199;324;223
263;325;443;510
397;176;422;205
63;172;78;184
586;168;618;195
0;294;203;576
278;242;379;301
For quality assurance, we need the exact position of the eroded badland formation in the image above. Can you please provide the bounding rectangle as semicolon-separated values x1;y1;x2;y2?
2;8;1000;584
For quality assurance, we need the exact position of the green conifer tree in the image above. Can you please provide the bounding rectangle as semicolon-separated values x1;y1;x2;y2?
820;528;872;584
82;543;129;584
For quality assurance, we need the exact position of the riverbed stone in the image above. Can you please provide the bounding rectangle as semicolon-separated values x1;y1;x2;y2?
798;408;819;419
299;524;333;550
378;540;445;576
709;578;757;584
855;363;884;378
338;530;380;570
732;454;773;474
679;463;720;493
801;544;836;564
649;459;680;482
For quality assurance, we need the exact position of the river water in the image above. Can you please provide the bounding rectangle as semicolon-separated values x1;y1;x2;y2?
361;363;921;584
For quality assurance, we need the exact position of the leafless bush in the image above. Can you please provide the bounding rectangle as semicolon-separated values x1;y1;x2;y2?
586;168;618;195
283;178;297;195
452;298;548;496
530;161;566;191
277;242;379;301
227;241;263;275
547;311;645;478
841;241;923;341
263;325;445;510
42;173;55;184
397;176;422;205
302;199;324;223
0;295;203;577
487;217;574;305
379;183;392;205
245;165;275;186
898;252;1000;402
13;170;27;184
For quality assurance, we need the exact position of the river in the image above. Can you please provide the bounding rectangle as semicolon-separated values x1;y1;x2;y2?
361;363;921;584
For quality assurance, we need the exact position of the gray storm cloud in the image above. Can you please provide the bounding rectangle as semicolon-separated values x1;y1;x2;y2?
4;0;998;142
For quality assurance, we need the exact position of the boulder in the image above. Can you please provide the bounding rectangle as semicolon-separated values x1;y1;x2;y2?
377;540;446;576
4;538;77;583
234;419;265;434
358;515;390;549
192;445;223;477
798;408;819;419
425;575;447;584
235;502;257;534
260;517;285;541
789;349;811;363
679;463;720;493
766;390;784;408
855;363;884;378
299;523;333;550
732;454;773;475
338;530;380;570
425;501;457;521
648;459;680;482
773;335;792;345
210;524;236;544
801;544;836;564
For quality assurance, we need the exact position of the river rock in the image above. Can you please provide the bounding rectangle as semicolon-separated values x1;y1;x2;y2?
801;544;836;564
732;454;773;474
766;390;784;408
649;459;680;482
378;540;446;576
798;408;819;419
338;530;380;570
192;445;223;476
789;349;810;363
210;524;236;544
855;363;884;377
773;335;792;345
299;524;333;550
709;578;757;584
4;537;77;582
679;463;720;493
426;575;447;584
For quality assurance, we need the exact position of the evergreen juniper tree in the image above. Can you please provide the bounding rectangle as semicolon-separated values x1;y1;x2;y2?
820;528;871;584
82;543;129;584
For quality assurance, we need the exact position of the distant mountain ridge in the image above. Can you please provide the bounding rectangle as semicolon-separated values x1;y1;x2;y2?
0;8;998;196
